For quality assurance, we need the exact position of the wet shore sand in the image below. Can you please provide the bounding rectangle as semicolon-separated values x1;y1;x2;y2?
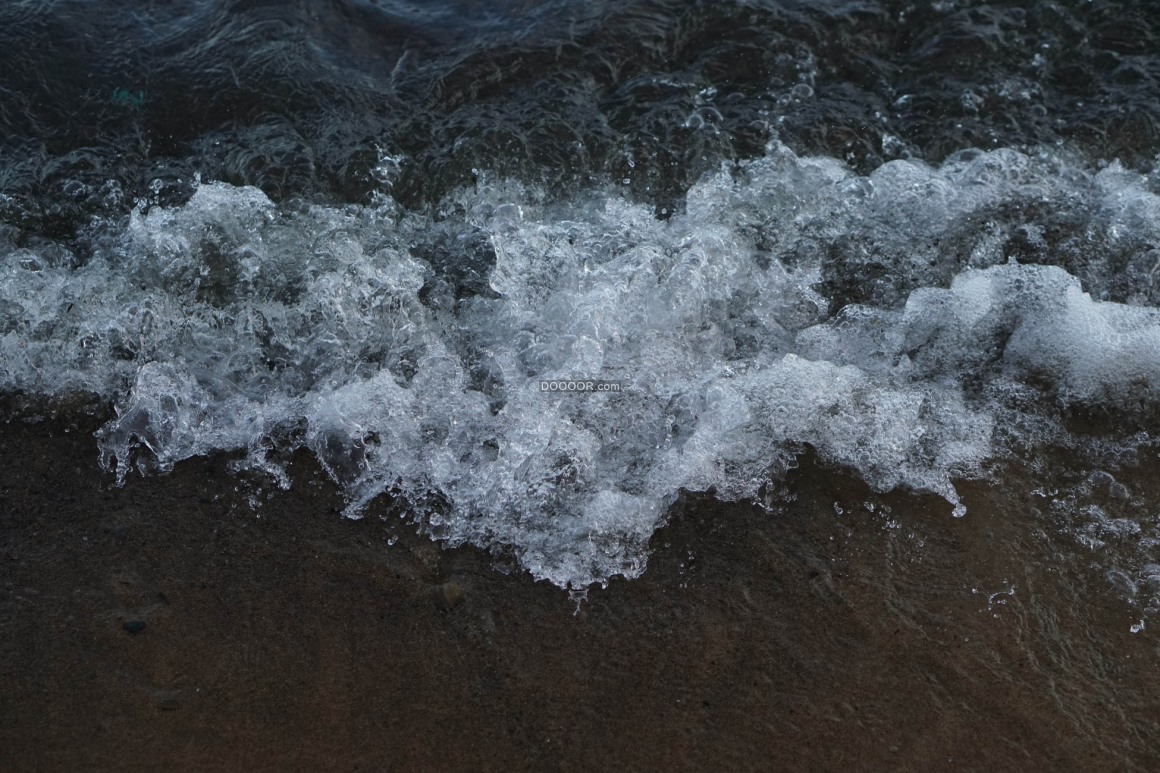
2;397;1158;771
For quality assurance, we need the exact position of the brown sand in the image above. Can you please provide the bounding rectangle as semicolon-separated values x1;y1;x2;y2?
2;398;1158;771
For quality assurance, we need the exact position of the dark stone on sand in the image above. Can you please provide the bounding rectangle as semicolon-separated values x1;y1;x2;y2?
122;620;146;634
432;581;465;610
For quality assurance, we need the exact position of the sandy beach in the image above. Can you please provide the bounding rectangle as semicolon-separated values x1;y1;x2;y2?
2;396;1157;771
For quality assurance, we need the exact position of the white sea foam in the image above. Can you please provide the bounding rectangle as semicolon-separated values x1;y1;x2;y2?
3;142;1160;587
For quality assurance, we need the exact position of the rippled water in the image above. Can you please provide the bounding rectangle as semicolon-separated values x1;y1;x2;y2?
2;0;1159;598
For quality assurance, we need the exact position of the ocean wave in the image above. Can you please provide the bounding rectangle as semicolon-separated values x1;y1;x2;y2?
3;141;1160;588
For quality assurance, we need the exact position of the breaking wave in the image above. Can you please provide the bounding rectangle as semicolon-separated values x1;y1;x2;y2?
3;141;1160;588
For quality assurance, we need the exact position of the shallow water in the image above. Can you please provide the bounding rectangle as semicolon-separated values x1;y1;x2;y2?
1;404;1158;770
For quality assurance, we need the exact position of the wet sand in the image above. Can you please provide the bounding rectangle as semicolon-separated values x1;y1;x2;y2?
2;397;1158;771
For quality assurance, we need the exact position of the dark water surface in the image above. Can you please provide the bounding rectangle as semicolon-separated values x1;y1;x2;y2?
2;1;1160;767
3;0;1158;220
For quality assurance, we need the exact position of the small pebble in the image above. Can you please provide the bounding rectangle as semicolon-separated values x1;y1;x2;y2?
432;581;465;610
122;620;146;634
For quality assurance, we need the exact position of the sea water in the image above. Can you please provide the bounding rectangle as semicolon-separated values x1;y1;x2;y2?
1;0;1158;597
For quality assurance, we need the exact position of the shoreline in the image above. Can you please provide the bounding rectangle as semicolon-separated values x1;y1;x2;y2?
1;399;1158;771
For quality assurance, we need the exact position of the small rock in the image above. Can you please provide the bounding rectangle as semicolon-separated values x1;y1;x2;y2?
122;620;146;634
432;581;465;610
